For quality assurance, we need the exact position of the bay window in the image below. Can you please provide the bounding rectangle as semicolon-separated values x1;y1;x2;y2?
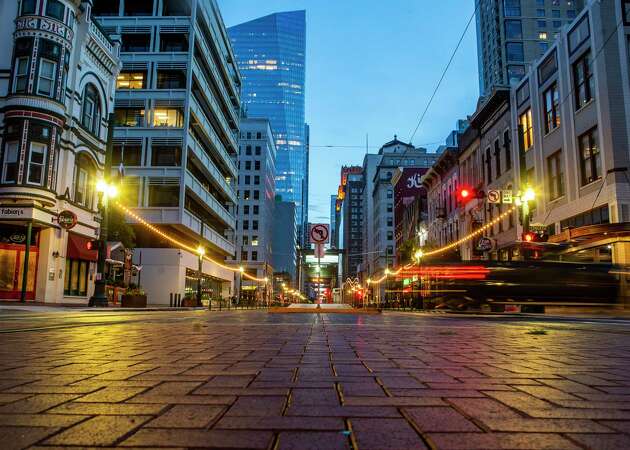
37;59;56;97
2;142;19;183
27;142;47;185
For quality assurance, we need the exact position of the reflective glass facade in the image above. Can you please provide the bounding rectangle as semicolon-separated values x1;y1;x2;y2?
228;11;308;229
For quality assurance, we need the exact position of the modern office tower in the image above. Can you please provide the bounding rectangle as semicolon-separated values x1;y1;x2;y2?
228;11;308;240
94;0;241;305
0;0;120;303
272;199;297;285
476;0;584;96
232;118;276;303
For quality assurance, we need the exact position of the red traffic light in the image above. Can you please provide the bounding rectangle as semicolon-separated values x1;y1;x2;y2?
523;233;535;242
86;240;99;251
456;186;475;204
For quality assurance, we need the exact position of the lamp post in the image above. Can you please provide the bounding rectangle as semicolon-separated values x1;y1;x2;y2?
197;246;205;307
238;266;244;305
89;180;118;307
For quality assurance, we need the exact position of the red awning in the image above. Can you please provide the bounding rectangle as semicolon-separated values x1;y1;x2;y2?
67;233;98;261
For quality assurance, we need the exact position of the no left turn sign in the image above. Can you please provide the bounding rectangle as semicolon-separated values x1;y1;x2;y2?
309;224;330;244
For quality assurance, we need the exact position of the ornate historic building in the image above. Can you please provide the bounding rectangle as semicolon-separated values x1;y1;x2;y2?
0;0;120;302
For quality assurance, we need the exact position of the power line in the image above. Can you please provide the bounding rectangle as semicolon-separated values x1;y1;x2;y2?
408;4;479;144
309;141;444;149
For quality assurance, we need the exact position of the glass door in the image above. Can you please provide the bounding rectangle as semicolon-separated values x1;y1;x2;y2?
0;244;38;300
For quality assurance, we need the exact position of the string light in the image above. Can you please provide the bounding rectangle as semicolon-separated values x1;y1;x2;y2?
367;206;517;285
114;202;269;282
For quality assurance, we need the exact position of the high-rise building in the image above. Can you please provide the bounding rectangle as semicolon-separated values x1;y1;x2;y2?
94;0;241;305
272;199;297;284
330;194;339;249
228;11;308;239
475;0;584;96
231;118;276;303
0;0;120;303
340;168;364;281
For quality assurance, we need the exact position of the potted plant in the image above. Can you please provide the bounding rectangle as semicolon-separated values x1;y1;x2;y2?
121;284;147;308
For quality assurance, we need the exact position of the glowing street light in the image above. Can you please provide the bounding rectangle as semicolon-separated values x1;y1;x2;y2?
414;249;424;262
523;187;536;202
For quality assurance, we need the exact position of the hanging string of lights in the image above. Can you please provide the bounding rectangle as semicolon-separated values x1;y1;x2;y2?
114;202;268;283
367;206;517;286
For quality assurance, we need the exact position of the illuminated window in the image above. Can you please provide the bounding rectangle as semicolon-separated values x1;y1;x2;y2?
519;109;534;150
153;108;183;127
117;72;145;89
579;127;600;185
539;32;548;39
543;83;560;133
114;108;145;127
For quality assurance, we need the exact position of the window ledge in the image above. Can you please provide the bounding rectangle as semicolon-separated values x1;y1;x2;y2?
575;98;595;115
543;125;561;139
579;178;603;190
548;195;566;204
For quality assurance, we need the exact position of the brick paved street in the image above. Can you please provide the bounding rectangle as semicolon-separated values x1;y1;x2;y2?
0;309;629;449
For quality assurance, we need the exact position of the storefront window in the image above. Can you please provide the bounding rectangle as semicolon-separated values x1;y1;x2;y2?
64;258;89;296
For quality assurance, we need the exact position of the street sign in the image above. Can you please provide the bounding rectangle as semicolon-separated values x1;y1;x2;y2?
502;190;513;204
487;190;501;204
529;223;547;232
309;223;330;244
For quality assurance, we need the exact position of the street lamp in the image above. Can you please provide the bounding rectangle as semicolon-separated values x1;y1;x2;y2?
89;180;118;307
238;266;244;305
414;249;424;263
197;246;205;307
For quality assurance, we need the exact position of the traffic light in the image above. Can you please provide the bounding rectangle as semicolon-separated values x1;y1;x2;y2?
86;240;99;251
456;186;474;204
522;231;549;243
523;232;535;243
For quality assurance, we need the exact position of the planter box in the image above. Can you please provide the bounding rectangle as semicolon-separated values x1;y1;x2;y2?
181;297;198;307
121;294;147;308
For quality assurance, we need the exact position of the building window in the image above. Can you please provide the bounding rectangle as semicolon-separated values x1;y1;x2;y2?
92;0;118;16
81;84;101;136
117;72;145;89
251;251;258;261
538;50;558;85
45;0;65;21
121;34;151;52
507;65;525;84
21;0;36;14
255;146;261;155
1;142;19;183
243;205;249;214
624;0;630;25
74;155;96;209
148;184;179;207
547;150;564;200
13;57;29;94
160;33;189;52
505;20;522;39
573;52;594;109
485;148;492;183
253;191;260;200
519;109;534;150
245;161;251;170
578;127;601;185
64;259;89;296
254;160;260;170
245;146;252;155
153;108;183;127
124;0;152;16
536;8;545;17
503;0;521;16
27;142;47;185
37;59;56;97
114;108;145;127
156;70;186;89
151;146;181;166
494;139;501;178
568;16;590;54
253;205;259;214
537;20;546;28
254;175;260;185
253;220;258;230
113;145;142;166
506;42;524;62
503;130;512;170
245;175;250;185
543;83;560;134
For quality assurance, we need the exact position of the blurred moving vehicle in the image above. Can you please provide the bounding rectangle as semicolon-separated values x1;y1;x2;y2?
409;261;621;312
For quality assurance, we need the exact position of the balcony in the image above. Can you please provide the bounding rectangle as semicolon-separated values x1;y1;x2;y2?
188;135;237;203
182;209;234;255
184;171;235;229
192;59;238;149
189;96;237;177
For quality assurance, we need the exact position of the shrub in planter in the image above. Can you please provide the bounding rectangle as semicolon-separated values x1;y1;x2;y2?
122;286;147;308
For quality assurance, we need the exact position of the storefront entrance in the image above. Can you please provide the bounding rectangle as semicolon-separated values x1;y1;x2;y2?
0;225;39;301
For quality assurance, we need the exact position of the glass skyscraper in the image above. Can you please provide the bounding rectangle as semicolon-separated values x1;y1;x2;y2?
228;11;308;234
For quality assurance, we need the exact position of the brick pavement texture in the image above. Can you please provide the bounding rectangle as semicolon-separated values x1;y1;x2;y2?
0;310;628;449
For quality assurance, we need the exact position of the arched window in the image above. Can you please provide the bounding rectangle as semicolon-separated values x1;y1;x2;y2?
74;154;96;209
81;84;101;136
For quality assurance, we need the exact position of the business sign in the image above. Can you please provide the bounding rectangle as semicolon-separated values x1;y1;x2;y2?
502;190;513;204
476;237;494;252
0;207;27;219
58;210;78;230
487;190;501;204
309;223;330;244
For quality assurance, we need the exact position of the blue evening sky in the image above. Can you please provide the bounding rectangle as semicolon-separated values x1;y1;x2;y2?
218;0;479;223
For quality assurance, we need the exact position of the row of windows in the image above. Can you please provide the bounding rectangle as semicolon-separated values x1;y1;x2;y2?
112;145;182;167
239;175;261;186
240;220;259;231
238;190;261;200
238;160;261;171
240;145;263;156
2;142;47;186
239;250;259;262
240;235;260;246
240;131;265;140
114;108;183;128
21;0;65;21
117;70;186;90
484;129;512;184
119;33;189;53
93;0;191;17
